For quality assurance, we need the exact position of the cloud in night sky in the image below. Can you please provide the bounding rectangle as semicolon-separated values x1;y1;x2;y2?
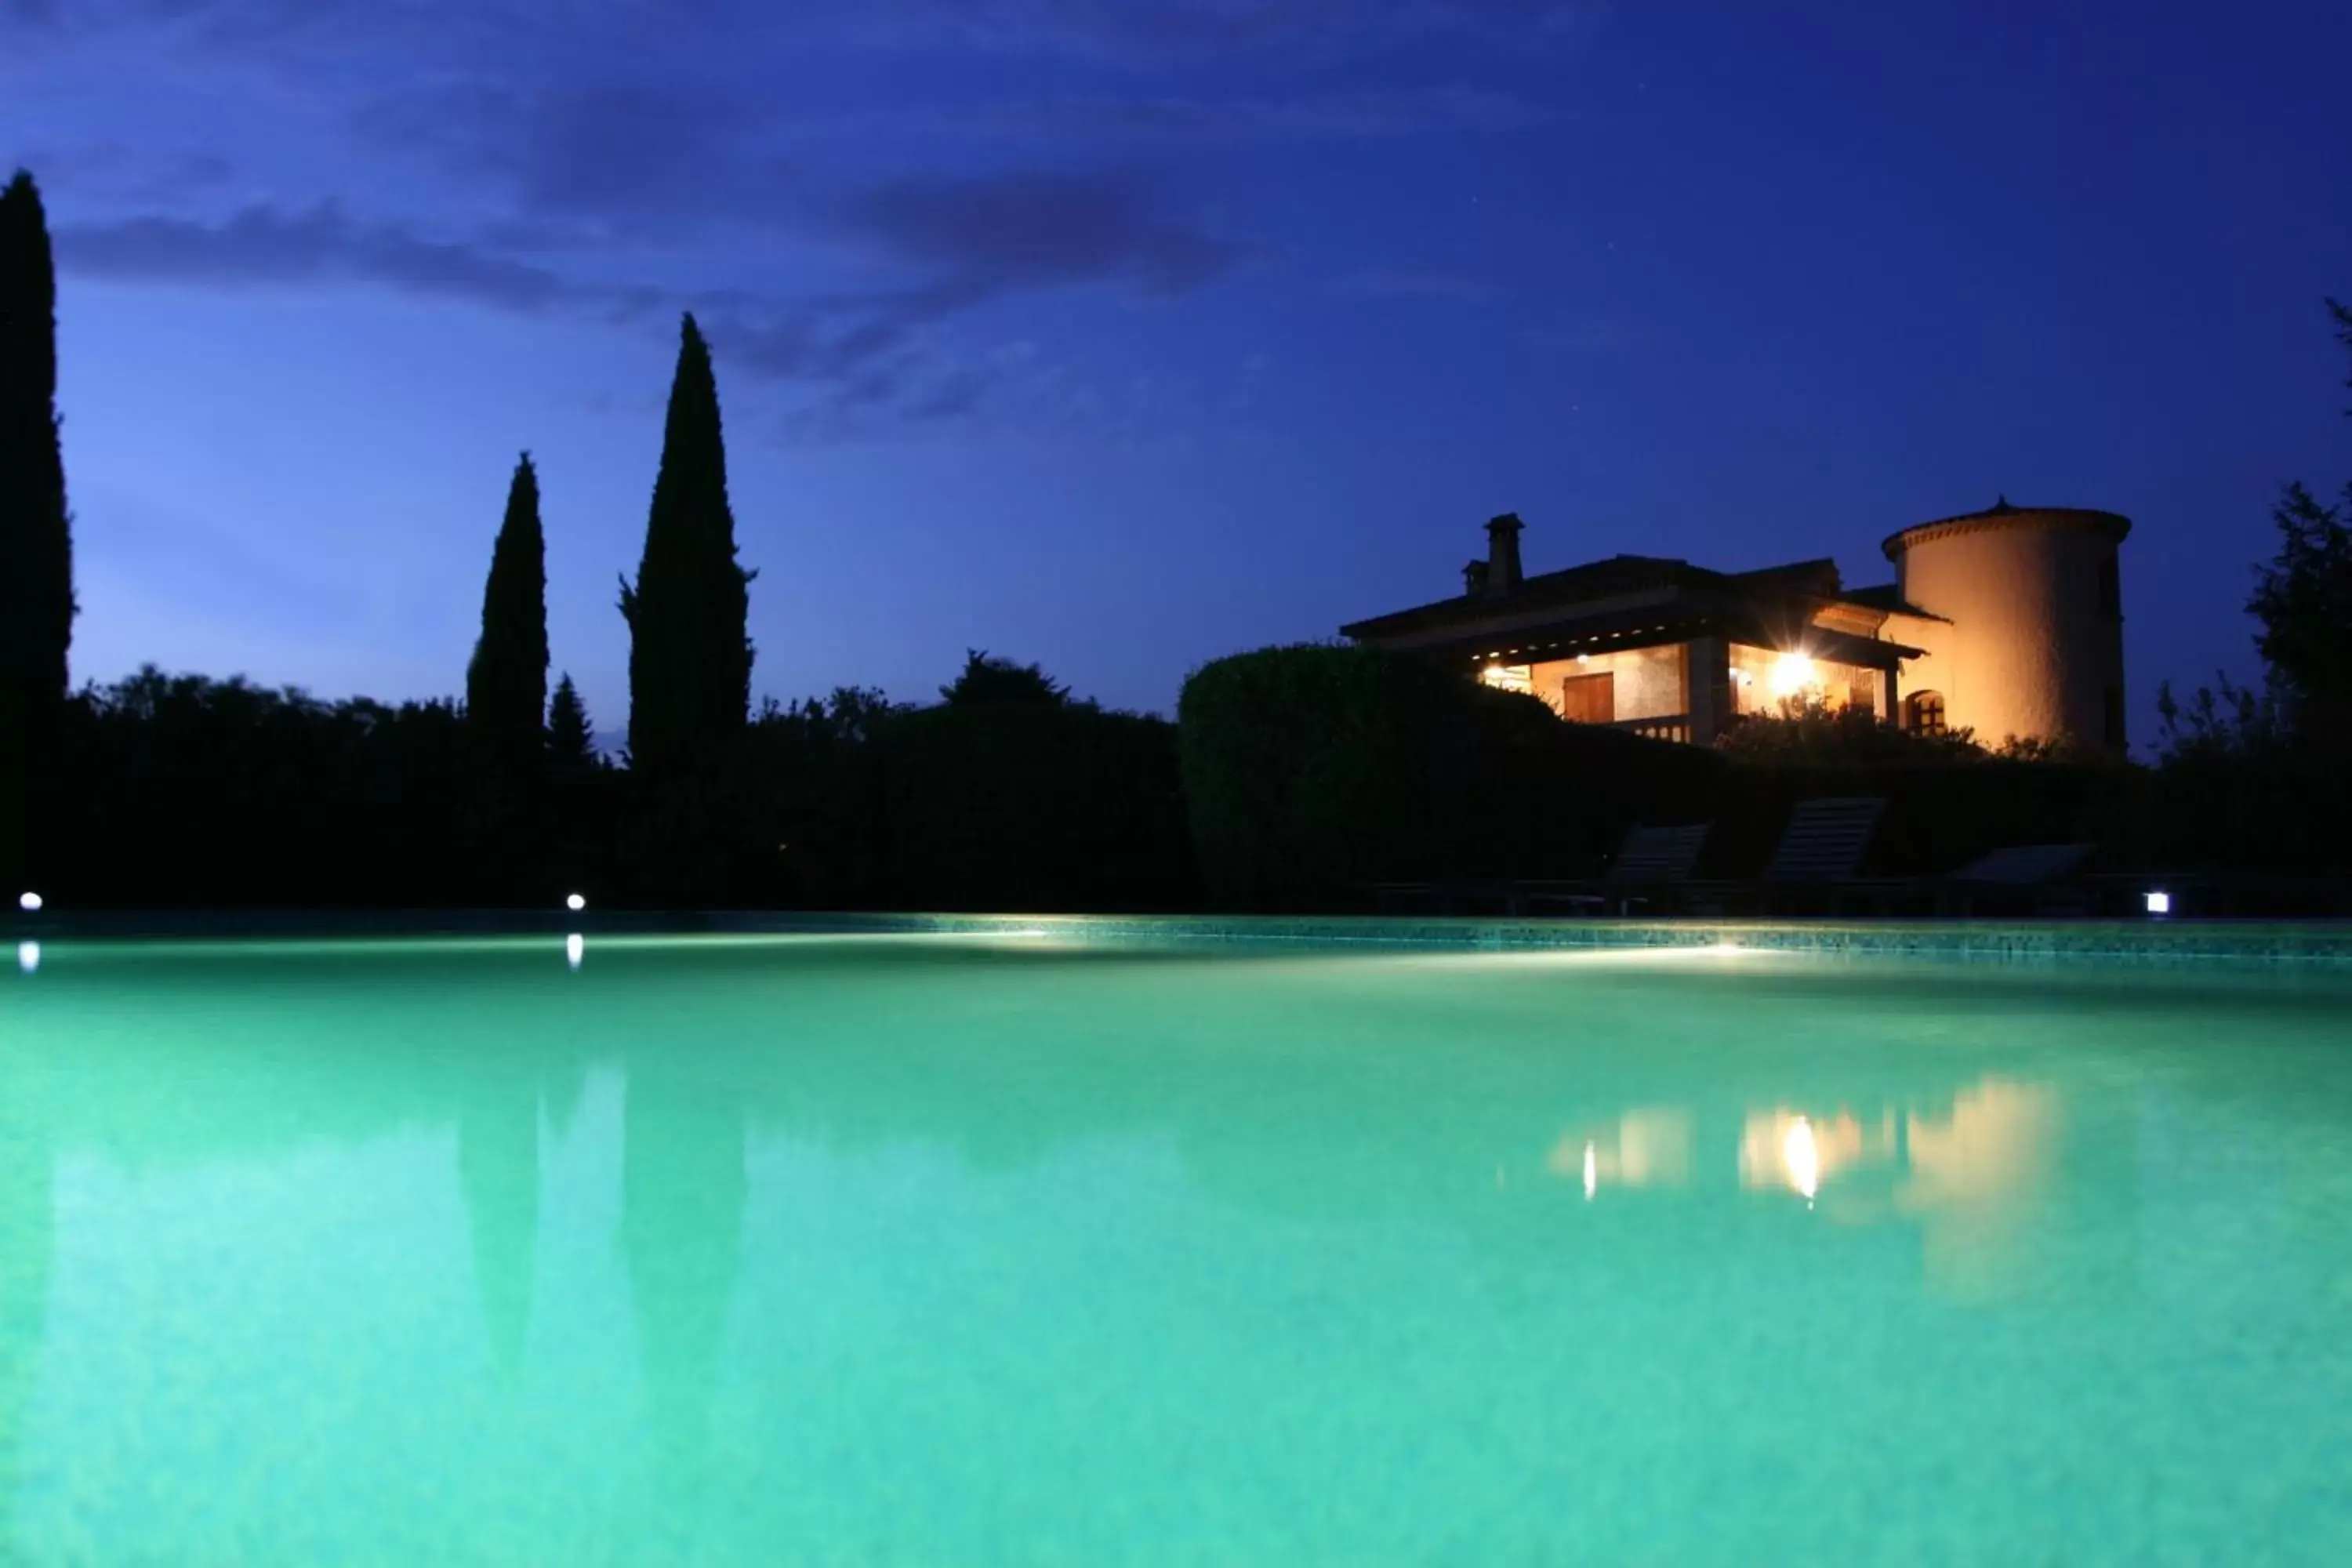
56;204;628;315
51;161;1251;433
877;85;1559;145
6;0;1570;436
828;0;1595;60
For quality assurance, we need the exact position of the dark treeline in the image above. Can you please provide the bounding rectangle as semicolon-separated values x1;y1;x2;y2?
1;164;2347;914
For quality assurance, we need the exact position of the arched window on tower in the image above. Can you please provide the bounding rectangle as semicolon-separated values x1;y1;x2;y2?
1905;691;1947;737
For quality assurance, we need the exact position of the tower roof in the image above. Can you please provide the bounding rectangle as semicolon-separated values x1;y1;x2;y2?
1882;500;2130;561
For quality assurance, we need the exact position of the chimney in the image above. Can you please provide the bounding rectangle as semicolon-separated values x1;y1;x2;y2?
1483;513;1524;597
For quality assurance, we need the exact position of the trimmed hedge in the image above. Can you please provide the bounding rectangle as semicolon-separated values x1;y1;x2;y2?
1178;644;1722;906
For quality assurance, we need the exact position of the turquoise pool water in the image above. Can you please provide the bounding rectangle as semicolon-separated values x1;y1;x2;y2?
2;932;2349;1564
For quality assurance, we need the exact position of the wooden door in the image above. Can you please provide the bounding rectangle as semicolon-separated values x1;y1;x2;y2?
1559;671;1616;724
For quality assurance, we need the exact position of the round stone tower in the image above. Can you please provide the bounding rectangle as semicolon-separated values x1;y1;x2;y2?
1881;499;2131;751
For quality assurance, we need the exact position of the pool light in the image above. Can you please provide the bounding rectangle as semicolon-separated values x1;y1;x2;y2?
565;892;586;912
2144;890;2172;916
16;942;37;975
17;891;39;912
566;933;585;970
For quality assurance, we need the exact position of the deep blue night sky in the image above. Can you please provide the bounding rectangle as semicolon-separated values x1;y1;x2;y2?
4;0;2347;742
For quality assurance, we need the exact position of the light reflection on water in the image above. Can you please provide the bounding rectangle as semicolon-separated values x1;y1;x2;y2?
0;939;2349;1563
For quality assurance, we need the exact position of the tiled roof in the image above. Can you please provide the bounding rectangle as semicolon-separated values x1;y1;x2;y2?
1341;554;1712;641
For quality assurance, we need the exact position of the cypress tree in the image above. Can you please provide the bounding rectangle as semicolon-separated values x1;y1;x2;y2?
465;452;549;768
547;673;597;769
619;314;754;779
0;169;75;822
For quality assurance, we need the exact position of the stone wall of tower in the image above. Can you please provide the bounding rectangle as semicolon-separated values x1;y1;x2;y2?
1886;509;2129;751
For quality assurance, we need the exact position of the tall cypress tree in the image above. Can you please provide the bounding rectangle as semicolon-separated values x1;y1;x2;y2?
0;170;75;814
619;314;754;779
466;452;549;768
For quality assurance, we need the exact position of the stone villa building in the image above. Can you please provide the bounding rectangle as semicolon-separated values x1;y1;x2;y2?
1340;499;2131;753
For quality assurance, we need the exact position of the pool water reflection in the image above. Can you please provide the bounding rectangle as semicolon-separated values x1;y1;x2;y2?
2;938;2350;1563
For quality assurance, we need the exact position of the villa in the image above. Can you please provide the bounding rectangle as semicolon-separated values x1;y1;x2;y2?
1340;499;2132;752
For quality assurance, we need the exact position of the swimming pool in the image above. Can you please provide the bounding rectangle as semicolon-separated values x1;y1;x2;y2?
3;928;2349;1563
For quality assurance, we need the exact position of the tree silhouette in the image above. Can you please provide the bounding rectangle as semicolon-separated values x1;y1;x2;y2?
0;169;75;880
2243;299;2352;745
940;649;1073;706
465;452;548;771
2165;298;2352;758
620;315;754;779
547;673;597;768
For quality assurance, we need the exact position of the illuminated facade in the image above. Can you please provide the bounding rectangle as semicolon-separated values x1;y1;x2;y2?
1340;501;2131;752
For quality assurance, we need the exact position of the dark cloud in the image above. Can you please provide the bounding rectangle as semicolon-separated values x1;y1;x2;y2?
46;170;1243;441
967;85;1555;142
14;0;1592;57
53;203;613;314
358;80;781;227
842;169;1246;297
8;0;538;49
837;0;1593;59
9;143;234;204
53;165;1243;349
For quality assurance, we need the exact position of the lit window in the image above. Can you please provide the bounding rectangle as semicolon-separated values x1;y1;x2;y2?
1906;691;1947;736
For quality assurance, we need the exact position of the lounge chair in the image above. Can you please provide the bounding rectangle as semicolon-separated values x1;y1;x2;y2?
1936;842;2096;915
1763;796;1887;886
1519;822;1712;916
1682;796;1889;914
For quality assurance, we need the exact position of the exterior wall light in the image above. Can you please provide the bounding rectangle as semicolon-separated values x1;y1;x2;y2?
17;891;39;912
1769;653;1819;699
2145;890;2171;916
565;893;586;912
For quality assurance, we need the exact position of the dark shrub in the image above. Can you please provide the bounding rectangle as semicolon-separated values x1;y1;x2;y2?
1708;757;2144;879
56;667;491;906
866;702;1193;913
